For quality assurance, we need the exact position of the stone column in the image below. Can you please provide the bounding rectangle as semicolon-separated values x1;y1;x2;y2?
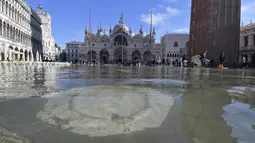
31;52;34;62
96;54;100;64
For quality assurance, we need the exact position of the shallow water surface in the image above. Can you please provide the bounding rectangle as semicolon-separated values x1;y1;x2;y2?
0;65;254;143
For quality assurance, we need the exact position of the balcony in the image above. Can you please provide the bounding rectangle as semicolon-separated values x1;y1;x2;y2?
239;45;255;52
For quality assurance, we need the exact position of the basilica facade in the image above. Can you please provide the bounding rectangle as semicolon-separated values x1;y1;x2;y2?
67;17;161;64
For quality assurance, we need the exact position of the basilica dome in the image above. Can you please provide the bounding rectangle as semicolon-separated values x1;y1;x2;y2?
112;24;129;34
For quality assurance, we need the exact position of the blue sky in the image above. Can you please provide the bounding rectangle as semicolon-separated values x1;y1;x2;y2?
27;0;255;48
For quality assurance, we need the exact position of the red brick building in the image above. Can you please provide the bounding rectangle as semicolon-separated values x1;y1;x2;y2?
188;0;241;66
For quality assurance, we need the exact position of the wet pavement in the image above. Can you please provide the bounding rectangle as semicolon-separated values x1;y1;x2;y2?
0;65;255;143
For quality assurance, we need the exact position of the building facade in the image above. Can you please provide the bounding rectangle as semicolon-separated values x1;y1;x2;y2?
188;0;241;66
239;23;255;65
161;33;189;63
66;41;85;63
66;16;162;64
0;0;43;62
36;4;56;61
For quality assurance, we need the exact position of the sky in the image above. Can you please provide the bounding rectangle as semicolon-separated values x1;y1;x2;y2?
26;0;255;48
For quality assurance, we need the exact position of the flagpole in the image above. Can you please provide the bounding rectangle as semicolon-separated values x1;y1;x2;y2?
89;5;92;65
121;9;124;65
150;10;153;62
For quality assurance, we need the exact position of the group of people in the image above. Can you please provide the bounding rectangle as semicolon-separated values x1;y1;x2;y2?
199;52;225;68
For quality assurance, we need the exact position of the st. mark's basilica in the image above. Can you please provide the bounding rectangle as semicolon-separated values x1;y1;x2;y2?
66;16;163;65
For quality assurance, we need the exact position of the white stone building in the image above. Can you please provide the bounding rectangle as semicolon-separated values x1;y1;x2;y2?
66;41;85;63
239;23;255;64
36;4;56;61
0;0;43;62
66;15;161;64
161;33;189;63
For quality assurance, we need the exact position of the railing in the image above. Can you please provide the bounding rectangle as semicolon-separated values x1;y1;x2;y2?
239;45;255;51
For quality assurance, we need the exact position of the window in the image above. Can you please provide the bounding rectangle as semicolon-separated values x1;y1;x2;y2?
214;9;217;14
253;35;255;46
212;40;215;45
174;41;178;47
213;25;216;29
244;36;248;47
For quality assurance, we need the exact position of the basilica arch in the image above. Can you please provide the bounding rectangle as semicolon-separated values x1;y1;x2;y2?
114;46;127;63
24;50;28;61
132;50;141;62
87;50;97;62
100;49;109;64
143;51;152;62
114;35;128;46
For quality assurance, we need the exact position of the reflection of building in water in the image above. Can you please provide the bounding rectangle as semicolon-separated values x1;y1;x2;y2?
181;88;236;143
37;85;176;137
0;64;60;100
224;86;255;142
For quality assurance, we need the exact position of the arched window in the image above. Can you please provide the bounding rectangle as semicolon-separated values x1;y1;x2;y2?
2;0;4;13
0;20;2;35
174;41;178;47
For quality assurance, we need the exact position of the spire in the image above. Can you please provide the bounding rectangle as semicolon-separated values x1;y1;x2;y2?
38;4;43;11
129;26;132;34
109;24;112;34
119;9;124;24
99;23;103;32
85;26;88;34
139;24;143;35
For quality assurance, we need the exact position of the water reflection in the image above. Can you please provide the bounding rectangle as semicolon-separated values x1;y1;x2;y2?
36;85;185;137
222;86;255;143
0;64;61;101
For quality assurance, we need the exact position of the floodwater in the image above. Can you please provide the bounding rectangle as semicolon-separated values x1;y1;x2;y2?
0;64;255;143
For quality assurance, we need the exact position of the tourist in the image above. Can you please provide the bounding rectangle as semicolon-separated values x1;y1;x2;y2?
200;53;206;67
219;52;225;68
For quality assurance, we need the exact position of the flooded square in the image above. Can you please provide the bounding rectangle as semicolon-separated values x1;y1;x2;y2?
0;64;255;143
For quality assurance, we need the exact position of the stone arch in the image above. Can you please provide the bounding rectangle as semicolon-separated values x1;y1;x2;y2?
114;46;127;63
87;50;97;63
114;35;128;46
132;50;141;62
6;23;9;38
1;52;4;61
0;19;2;35
2;0;5;14
24;50;28;61
29;51;32;61
19;48;23;61
100;49;109;64
143;51;152;62
174;41;179;47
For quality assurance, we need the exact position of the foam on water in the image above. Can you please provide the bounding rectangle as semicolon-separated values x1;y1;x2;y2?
36;85;182;137
123;79;187;86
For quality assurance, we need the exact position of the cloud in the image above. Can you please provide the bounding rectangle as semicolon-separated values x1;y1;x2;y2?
140;7;180;26
241;0;255;24
173;28;189;33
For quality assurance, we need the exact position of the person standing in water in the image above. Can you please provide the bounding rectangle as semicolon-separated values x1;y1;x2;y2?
219;52;225;68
